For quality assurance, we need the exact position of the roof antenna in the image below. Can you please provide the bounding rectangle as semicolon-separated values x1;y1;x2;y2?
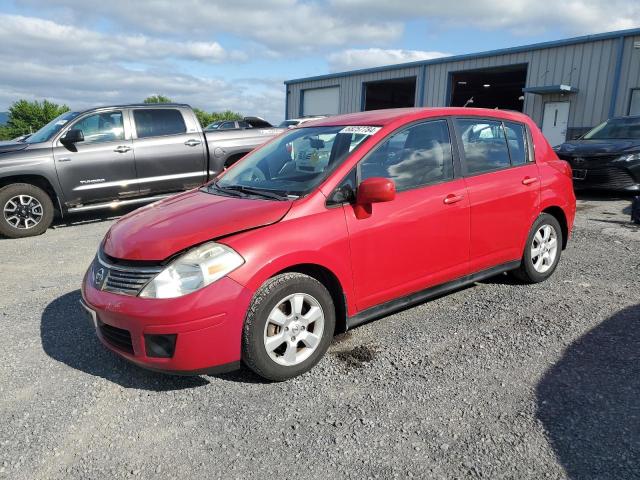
463;97;474;107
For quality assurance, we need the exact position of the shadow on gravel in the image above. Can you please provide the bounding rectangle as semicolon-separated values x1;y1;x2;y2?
537;304;640;479
41;290;208;391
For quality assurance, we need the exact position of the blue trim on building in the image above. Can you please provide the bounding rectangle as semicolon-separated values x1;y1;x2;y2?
609;36;626;118
418;64;427;107
284;27;640;85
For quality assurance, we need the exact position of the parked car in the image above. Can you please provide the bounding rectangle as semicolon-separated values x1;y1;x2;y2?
0;104;283;238
554;115;640;192
205;116;273;131
81;107;576;381
278;116;326;128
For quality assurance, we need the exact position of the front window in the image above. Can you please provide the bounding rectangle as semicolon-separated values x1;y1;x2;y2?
210;125;377;199
71;111;125;143
582;117;640;140
26;111;80;143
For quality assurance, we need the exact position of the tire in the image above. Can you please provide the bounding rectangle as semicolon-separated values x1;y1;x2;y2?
242;272;336;381
0;183;54;238
512;213;563;283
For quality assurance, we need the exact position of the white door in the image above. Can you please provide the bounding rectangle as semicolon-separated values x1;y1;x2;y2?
542;101;570;147
302;87;340;116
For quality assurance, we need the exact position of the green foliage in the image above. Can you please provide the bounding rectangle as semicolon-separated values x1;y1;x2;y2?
0;99;70;140
143;95;173;104
193;108;242;128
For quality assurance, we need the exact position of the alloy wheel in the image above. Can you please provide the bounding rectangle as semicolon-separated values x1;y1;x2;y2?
531;224;558;273
263;293;325;366
3;195;44;230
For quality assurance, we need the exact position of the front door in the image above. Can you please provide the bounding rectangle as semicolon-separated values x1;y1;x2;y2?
542;101;570;147
130;108;207;195
344;119;470;311
53;110;139;206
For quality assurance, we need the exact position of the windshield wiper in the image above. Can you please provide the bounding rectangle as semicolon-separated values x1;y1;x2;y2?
221;185;289;201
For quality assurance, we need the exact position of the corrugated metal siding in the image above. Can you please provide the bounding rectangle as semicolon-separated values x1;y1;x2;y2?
287;66;423;118
615;35;640;115
287;34;636;130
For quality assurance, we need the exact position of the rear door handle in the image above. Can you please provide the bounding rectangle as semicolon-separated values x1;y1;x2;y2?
522;176;538;186
184;139;202;147
114;145;132;153
443;193;464;205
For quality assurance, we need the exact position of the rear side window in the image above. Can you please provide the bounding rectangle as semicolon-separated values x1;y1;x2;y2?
133;109;186;138
503;122;528;165
360;120;454;191
456;119;511;175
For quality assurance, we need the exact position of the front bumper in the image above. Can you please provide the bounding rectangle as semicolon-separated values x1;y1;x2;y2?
81;272;254;374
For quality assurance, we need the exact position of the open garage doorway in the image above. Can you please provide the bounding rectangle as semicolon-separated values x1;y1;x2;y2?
363;77;416;111
449;65;528;111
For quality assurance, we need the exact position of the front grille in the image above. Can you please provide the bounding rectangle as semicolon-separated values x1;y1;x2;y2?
559;154;619;169
96;252;162;296
98;321;134;354
585;167;636;188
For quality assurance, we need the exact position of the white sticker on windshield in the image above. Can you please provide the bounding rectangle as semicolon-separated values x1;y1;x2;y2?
339;126;381;135
55;120;68;125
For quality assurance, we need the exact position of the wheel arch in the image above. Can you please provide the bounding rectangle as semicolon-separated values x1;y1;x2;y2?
0;174;62;216
541;205;568;249
272;263;348;334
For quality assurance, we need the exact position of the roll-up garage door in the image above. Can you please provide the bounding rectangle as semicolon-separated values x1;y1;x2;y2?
302;87;340;116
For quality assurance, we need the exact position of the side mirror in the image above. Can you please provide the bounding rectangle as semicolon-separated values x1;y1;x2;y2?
354;177;395;219
61;129;84;145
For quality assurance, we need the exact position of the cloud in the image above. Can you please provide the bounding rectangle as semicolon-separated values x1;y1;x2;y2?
16;0;404;53
328;48;450;72
329;0;640;36
0;14;245;64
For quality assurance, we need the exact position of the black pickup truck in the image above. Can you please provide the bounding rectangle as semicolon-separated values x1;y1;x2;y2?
0;103;283;238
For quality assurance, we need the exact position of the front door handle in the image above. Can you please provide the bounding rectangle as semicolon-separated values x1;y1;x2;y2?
184;139;202;147
522;176;538;186
114;145;132;153
443;193;464;205
57;157;71;162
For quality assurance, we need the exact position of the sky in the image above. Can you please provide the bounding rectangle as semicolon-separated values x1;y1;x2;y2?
0;0;639;124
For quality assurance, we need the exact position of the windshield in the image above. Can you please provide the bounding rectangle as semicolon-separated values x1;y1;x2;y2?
26;111;80;143
278;120;299;128
583;117;640;140
211;125;378;198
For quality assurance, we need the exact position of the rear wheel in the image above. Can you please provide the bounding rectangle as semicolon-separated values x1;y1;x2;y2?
0;183;54;238
242;273;335;381
512;213;563;283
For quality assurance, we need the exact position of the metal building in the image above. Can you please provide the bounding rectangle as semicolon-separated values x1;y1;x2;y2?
284;28;640;146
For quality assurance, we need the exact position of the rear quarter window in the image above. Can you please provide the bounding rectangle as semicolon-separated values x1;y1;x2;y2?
133;109;186;138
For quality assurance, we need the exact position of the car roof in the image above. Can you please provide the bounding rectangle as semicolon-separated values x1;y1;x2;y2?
307;107;532;127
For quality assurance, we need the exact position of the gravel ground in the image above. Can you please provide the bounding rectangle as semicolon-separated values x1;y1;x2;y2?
0;194;638;480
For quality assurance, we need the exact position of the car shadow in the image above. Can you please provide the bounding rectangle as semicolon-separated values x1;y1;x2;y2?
41;290;209;391
536;304;640;479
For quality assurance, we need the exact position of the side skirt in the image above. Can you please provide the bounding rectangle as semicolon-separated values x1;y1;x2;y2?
346;260;521;331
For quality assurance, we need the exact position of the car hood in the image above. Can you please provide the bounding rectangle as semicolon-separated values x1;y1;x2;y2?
558;139;640;156
0;141;29;155
102;189;292;261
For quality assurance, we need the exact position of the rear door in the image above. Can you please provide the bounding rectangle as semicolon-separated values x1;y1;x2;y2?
130;107;207;195
454;118;540;272
52;109;138;205
343;119;470;311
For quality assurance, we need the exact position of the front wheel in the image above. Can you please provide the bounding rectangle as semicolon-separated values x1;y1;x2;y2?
512;213;563;283
0;183;54;238
242;273;335;381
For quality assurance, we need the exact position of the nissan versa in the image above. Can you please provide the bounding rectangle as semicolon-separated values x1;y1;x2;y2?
81;108;576;381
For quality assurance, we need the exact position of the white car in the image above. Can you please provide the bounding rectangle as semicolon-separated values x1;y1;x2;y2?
278;116;327;129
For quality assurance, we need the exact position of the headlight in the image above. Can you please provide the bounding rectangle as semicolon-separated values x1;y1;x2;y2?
618;153;640;162
139;242;244;299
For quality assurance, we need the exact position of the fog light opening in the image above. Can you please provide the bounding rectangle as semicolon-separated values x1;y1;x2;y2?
144;334;177;358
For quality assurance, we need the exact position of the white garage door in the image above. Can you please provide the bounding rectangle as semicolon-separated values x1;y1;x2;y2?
302;87;340;116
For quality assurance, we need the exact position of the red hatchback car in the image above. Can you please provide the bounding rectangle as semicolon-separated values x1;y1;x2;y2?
81;108;576;381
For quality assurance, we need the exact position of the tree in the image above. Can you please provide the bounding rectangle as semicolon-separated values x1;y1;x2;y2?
193;108;243;128
0;99;70;140
143;95;173;104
